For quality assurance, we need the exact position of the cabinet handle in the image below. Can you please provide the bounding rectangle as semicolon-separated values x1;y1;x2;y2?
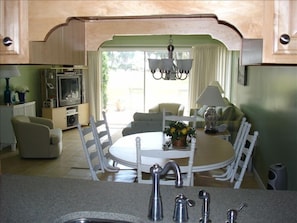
2;37;13;46
279;34;290;45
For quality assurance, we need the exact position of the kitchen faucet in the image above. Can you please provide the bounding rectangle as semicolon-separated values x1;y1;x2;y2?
148;161;183;221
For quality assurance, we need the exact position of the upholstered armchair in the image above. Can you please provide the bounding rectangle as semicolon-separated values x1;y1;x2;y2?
148;103;184;116
11;116;62;158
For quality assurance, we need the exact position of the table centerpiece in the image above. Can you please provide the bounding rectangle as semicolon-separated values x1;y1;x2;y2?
164;121;196;147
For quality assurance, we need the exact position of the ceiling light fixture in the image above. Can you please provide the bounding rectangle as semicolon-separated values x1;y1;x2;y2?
148;35;193;80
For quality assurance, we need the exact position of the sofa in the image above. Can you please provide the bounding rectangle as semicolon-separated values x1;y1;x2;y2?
148;103;184;116
122;112;163;136
11;116;63;158
190;97;245;143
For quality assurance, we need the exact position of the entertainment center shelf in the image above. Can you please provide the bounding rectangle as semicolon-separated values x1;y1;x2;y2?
41;67;89;130
42;103;89;130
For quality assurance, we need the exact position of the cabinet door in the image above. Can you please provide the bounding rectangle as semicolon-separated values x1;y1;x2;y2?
43;107;67;129
78;103;89;125
52;108;67;129
263;0;297;63
0;0;28;63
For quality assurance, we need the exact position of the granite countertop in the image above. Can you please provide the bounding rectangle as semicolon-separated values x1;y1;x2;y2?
0;175;297;222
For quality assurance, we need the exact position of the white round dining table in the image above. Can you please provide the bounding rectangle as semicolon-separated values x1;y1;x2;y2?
109;130;234;172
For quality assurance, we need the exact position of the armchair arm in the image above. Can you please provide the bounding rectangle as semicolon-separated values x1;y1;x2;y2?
49;129;62;145
29;116;54;129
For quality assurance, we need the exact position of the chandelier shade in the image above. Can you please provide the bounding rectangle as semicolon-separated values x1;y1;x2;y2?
148;36;193;80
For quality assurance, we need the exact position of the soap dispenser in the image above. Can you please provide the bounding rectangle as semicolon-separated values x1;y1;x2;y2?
173;193;195;223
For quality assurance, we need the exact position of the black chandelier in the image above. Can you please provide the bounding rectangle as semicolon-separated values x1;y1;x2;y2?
148;36;193;80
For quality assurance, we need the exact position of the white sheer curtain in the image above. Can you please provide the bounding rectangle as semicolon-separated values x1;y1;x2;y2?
87;51;102;120
189;44;233;108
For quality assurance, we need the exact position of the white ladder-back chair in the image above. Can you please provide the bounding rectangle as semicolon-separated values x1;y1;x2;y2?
213;120;251;181
162;109;197;130
77;124;105;181
136;136;196;186
89;114;120;172
231;131;259;189
233;117;247;153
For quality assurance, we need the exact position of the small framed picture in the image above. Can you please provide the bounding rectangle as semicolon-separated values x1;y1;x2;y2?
238;62;247;86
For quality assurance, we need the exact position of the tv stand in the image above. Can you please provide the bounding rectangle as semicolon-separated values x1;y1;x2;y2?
42;103;89;130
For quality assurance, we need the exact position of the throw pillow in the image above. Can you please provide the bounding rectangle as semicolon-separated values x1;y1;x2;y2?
197;105;208;117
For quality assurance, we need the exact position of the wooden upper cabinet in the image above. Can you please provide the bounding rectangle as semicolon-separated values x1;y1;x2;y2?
0;0;29;64
29;19;86;65
263;0;297;64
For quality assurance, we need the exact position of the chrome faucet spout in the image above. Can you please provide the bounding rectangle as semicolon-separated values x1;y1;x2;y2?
148;161;183;221
160;160;183;187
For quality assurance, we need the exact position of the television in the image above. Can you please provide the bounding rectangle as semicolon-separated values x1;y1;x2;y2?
58;74;82;107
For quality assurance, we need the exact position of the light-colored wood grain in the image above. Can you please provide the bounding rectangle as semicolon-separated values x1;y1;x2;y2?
0;0;29;64
263;0;297;64
28;1;264;41
42;103;89;130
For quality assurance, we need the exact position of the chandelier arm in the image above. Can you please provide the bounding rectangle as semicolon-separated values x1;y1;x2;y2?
148;36;192;80
152;72;164;80
176;72;188;80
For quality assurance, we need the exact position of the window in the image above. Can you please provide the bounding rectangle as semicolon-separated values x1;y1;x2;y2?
102;48;191;127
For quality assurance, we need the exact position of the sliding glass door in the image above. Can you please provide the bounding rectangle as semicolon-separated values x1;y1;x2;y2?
101;48;191;128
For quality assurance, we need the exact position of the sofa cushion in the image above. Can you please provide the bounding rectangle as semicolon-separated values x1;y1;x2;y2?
133;112;163;121
131;121;162;130
221;106;235;121
216;107;223;120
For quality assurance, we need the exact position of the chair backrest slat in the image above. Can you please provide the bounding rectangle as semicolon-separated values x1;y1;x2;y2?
78;111;120;181
233;117;247;151
162;109;197;130
90;112;120;173
77;124;103;181
232;130;259;189
136;136;196;186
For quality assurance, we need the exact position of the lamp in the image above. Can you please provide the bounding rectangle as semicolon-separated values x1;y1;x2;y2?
196;85;226;134
148;35;193;80
209;80;224;94
0;65;20;104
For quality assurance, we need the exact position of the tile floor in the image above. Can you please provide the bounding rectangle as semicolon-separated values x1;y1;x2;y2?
0;128;262;189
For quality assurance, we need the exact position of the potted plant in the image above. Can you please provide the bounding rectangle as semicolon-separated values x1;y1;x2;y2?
164;121;196;147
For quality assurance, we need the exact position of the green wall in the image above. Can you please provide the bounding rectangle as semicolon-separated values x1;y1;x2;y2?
234;65;297;190
0;65;49;116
